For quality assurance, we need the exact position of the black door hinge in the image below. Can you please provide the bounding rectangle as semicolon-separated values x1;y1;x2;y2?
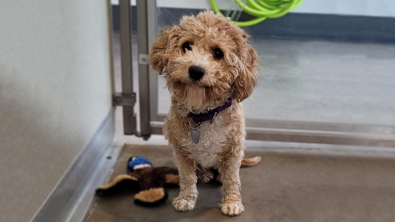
113;93;136;107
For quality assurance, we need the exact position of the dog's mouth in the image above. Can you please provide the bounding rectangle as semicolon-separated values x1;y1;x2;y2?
189;79;205;87
174;79;207;87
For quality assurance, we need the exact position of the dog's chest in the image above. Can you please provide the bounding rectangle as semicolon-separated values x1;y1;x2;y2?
180;117;230;168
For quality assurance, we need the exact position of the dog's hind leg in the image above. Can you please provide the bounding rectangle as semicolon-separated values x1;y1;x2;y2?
197;167;215;183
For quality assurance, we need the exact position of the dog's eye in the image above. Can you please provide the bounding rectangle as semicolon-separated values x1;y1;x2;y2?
212;48;224;59
182;42;193;52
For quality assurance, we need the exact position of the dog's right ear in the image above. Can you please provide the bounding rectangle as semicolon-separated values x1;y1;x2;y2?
149;27;174;74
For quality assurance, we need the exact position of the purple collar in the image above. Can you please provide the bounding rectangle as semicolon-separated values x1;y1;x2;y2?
187;99;232;124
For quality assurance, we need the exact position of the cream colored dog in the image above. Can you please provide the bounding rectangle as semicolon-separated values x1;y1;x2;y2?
149;11;259;216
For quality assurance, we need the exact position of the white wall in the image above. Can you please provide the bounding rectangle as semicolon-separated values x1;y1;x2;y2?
0;1;113;221
111;0;395;17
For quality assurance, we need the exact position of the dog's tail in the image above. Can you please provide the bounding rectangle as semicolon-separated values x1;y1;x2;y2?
241;156;261;167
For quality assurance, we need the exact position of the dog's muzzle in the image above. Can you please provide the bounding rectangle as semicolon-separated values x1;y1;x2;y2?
188;65;205;81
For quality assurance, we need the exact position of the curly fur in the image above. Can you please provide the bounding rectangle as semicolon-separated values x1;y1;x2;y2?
149;11;258;216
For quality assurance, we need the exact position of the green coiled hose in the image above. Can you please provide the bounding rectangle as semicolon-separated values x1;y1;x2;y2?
210;0;303;26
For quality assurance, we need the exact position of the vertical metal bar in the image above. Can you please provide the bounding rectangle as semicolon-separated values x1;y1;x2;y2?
136;0;151;139
107;0;115;97
119;0;136;135
146;0;160;122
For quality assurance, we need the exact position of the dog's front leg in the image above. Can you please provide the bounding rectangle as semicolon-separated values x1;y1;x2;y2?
218;154;244;216
172;149;198;211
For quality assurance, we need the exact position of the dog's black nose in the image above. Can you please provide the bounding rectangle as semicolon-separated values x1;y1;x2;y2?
188;66;205;81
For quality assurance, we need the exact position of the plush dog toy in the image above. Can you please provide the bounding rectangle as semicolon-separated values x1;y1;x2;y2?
96;156;261;207
96;156;180;206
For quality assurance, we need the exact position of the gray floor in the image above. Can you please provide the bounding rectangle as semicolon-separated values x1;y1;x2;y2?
85;145;395;222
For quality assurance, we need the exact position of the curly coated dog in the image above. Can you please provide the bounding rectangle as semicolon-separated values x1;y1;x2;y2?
149;11;259;216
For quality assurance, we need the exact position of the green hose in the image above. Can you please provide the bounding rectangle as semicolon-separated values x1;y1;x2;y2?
210;0;303;26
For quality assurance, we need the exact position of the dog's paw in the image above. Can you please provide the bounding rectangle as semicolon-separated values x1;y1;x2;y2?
172;195;196;211
198;170;214;183
221;201;244;216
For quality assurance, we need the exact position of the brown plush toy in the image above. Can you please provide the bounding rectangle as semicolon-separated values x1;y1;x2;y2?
96;156;180;206
96;155;261;206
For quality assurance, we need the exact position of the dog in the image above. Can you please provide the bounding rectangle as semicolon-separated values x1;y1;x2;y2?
149;11;258;216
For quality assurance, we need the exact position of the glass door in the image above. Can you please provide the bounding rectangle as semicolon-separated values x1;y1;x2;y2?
125;0;395;147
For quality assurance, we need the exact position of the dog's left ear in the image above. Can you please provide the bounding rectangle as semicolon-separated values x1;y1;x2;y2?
231;42;258;102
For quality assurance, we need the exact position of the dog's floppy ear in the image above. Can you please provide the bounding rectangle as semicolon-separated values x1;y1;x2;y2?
149;27;175;74
232;42;258;102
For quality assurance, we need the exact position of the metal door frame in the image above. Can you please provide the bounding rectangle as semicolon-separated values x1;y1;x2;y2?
118;0;395;147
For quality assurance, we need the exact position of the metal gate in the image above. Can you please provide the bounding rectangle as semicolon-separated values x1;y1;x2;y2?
115;0;395;147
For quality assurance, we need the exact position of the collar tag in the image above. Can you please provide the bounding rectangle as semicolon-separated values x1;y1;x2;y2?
190;128;200;144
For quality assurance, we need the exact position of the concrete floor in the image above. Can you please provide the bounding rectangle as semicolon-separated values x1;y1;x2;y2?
85;144;395;222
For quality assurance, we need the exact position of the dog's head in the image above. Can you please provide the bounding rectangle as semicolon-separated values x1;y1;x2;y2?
150;11;258;112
